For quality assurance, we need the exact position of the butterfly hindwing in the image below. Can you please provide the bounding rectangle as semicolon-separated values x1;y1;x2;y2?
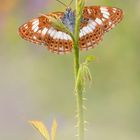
79;19;104;50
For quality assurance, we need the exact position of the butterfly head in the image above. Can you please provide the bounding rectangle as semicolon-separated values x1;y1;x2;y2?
65;7;74;17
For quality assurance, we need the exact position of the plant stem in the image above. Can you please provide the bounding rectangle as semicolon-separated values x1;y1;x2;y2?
76;89;84;140
74;39;84;140
73;1;85;140
74;42;79;77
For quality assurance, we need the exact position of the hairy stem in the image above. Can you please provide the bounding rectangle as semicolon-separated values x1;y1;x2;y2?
73;40;84;140
73;1;85;140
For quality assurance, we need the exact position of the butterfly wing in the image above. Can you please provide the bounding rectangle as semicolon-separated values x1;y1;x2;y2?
79;6;123;50
19;6;123;54
19;12;73;54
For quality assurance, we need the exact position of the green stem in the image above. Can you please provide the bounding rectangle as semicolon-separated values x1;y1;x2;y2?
73;38;84;140
73;1;85;140
76;89;84;140
74;42;80;77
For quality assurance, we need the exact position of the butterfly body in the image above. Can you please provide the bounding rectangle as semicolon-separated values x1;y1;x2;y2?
19;6;123;54
61;7;75;32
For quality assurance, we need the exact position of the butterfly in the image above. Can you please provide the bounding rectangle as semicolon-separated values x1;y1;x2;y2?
18;1;123;54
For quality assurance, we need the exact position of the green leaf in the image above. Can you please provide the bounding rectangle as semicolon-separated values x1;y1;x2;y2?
76;0;85;16
76;64;92;92
82;65;92;83
74;0;85;44
76;55;94;92
76;65;85;91
85;55;96;64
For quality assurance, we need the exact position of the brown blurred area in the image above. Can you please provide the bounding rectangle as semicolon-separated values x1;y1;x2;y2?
0;0;18;13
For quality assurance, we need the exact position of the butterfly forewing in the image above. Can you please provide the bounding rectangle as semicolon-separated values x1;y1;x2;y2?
19;12;73;54
82;6;123;32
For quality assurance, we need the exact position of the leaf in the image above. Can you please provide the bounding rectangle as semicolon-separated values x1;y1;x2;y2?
29;121;50;140
76;56;94;92
76;0;85;17
82;65;92;83
76;65;85;91
85;55;96;64
51;119;58;140
74;0;85;47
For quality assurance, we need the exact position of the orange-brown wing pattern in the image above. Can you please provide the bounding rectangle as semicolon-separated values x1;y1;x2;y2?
19;12;73;54
79;6;123;50
82;6;123;32
19;6;123;54
79;18;104;51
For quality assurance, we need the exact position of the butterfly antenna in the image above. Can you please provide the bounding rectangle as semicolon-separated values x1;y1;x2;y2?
68;0;73;7
56;0;67;7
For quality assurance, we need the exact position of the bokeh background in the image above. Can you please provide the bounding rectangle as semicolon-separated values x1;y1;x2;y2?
0;0;140;140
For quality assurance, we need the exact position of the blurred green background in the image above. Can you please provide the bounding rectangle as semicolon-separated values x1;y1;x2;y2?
0;0;140;140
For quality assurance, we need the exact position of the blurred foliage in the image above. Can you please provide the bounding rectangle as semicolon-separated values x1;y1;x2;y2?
0;0;140;140
30;119;57;140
